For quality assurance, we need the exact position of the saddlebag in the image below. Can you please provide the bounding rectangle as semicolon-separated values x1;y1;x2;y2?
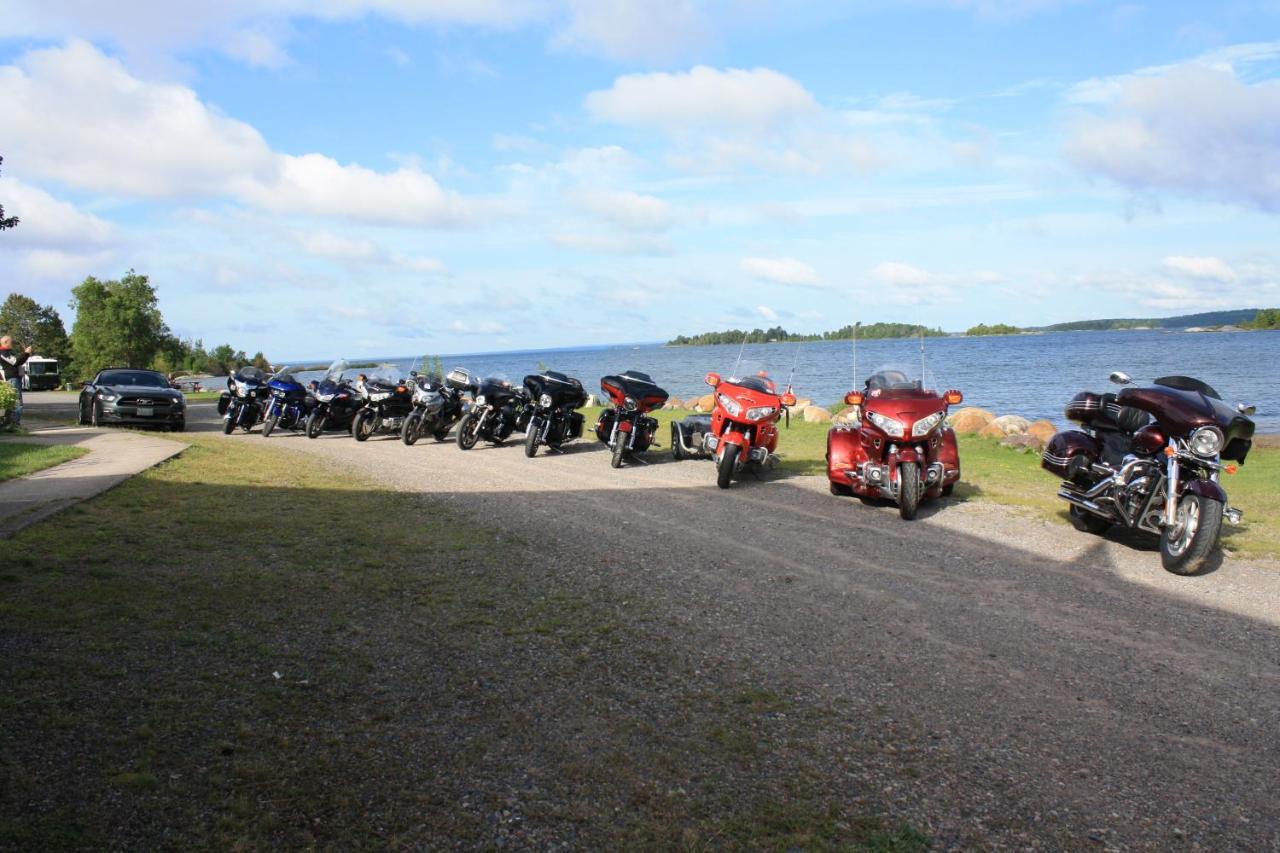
672;414;713;457
1041;430;1100;482
594;409;617;443
566;410;584;440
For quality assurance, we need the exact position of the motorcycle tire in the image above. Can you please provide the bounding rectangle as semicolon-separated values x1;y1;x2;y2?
1160;493;1223;576
306;410;325;439
898;463;921;520
671;423;684;460
433;427;451;442
716;444;739;489
524;423;539;457
222;408;236;435
941;482;956;498
262;412;278;438
456;412;480;450
1069;504;1111;535
402;411;422;446
611;433;627;469
353;410;375;442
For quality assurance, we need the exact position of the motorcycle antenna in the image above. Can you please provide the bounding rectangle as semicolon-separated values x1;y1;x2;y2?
784;339;802;394
729;329;750;381
852;320;860;391
919;319;927;383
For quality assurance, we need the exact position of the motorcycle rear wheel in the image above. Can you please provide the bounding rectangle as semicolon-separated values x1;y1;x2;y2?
524;422;540;457
1069;504;1111;535
402;411;422;446
456;412;480;450
611;433;627;469
306;410;325;439
898;463;921;520
1160;493;1223;576
716;444;739;489
353;410;375;442
671;423;684;460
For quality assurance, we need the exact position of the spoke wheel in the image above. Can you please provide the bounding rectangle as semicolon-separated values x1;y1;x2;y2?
1160;493;1223;576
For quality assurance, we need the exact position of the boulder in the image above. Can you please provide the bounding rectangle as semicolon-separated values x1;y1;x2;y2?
792;397;813;410
697;393;716;412
803;406;832;423
1027;419;1057;444
667;396;684;410
1001;433;1045;452
986;414;1032;436
949;407;996;433
832;406;860;424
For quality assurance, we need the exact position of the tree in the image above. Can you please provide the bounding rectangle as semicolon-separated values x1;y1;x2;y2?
0;293;70;357
0;156;17;231
69;270;167;376
1247;308;1279;330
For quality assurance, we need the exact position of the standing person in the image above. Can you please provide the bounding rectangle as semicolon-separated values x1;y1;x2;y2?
0;335;32;426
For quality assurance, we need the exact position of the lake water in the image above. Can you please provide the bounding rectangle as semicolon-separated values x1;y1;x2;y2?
295;329;1280;431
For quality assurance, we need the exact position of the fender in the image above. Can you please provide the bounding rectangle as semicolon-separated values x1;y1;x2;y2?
895;446;921;465
617;417;633;433
718;430;748;449
1185;479;1227;504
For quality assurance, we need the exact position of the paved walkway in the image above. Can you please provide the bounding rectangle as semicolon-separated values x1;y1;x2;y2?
0;425;185;537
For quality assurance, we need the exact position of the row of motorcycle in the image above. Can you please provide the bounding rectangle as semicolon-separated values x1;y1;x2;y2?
216;360;670;467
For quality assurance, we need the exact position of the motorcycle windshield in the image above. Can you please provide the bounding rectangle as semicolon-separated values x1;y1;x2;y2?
863;364;939;398
325;359;350;382
234;366;266;383
272;366;303;384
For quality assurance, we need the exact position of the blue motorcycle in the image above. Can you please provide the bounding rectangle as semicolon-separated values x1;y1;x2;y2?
262;366;310;438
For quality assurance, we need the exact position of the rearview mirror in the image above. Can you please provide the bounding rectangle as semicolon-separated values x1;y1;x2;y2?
844;391;864;406
781;393;796;407
944;390;963;405
1109;371;1132;385
704;372;721;387
1237;402;1257;416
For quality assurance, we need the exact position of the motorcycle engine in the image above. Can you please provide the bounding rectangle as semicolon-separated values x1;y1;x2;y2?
1117;455;1165;530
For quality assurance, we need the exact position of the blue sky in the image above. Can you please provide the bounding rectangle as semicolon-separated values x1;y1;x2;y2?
1;1;1278;359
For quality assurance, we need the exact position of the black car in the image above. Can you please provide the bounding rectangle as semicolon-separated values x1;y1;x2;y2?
78;368;186;431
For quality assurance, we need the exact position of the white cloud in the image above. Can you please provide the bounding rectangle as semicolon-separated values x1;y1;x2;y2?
568;189;674;232
0;41;474;227
870;261;932;285
548;231;672;255
0;180;118;249
756;305;779;321
585;66;818;130
1163;256;1238;283
553;0;713;62
293;229;447;273
224;28;292;68
1065;62;1280;210
740;256;821;287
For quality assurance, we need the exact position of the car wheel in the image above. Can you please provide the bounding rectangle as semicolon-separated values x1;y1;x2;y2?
90;400;102;428
172;419;186;433
77;399;89;425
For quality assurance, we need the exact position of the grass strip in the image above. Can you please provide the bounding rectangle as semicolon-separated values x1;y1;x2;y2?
0;442;88;483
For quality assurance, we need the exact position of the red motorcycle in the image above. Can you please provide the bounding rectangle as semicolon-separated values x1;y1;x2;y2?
826;367;963;519
677;371;794;489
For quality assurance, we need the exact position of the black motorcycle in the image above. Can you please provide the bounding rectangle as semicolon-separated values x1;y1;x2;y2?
306;360;361;439
401;368;471;446
522;371;589;457
1042;372;1255;575
352;369;414;442
596;370;669;467
220;366;269;434
455;377;530;450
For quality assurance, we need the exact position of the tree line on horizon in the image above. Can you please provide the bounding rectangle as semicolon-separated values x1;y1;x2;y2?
668;322;945;346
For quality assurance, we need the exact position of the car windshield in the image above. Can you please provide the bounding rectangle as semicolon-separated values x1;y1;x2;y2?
864;364;938;394
99;369;168;388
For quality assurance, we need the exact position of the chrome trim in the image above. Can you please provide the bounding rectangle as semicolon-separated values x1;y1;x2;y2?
1165;438;1179;528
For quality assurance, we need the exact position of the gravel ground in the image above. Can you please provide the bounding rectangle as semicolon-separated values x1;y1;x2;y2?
205;423;1280;850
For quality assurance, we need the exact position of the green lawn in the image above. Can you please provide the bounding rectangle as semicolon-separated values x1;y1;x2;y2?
0;433;926;850
0;442;88;482
617;406;1279;560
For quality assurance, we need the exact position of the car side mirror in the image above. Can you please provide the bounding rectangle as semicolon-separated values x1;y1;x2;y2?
1237;403;1257;416
1109;371;1132;385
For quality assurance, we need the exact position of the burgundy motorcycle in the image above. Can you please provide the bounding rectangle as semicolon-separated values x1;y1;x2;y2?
1042;372;1255;575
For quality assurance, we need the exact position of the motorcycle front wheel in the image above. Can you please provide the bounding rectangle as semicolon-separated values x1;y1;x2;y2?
456;412;480;450
611;432;627;469
353;410;375;442
222;407;236;435
898;463;921;520
306;410;325;439
716;443;739;489
262;411;278;438
402;411;422;446
1160;493;1223;575
524;420;540;457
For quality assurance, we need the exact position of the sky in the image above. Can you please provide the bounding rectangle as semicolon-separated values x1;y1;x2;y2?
1;0;1278;359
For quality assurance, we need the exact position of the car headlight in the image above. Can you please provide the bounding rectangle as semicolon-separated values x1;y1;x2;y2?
867;411;904;437
99;391;118;402
171;398;185;409
716;393;743;417
540;393;552;408
745;405;776;421
624;396;638;412
474;395;486;407
911;411;944;437
1189;426;1224;458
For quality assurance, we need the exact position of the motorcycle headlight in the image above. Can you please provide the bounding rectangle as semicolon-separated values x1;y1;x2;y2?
474;395;486;407
540;393;552;408
371;392;390;401
745;405;776;421
716;393;743;417
624;396;638;412
317;392;334;402
867;411;905;438
1189;426;1224;458
911;411;944;437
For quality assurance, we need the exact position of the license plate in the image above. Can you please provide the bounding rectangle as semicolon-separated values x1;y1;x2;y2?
137;406;153;417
